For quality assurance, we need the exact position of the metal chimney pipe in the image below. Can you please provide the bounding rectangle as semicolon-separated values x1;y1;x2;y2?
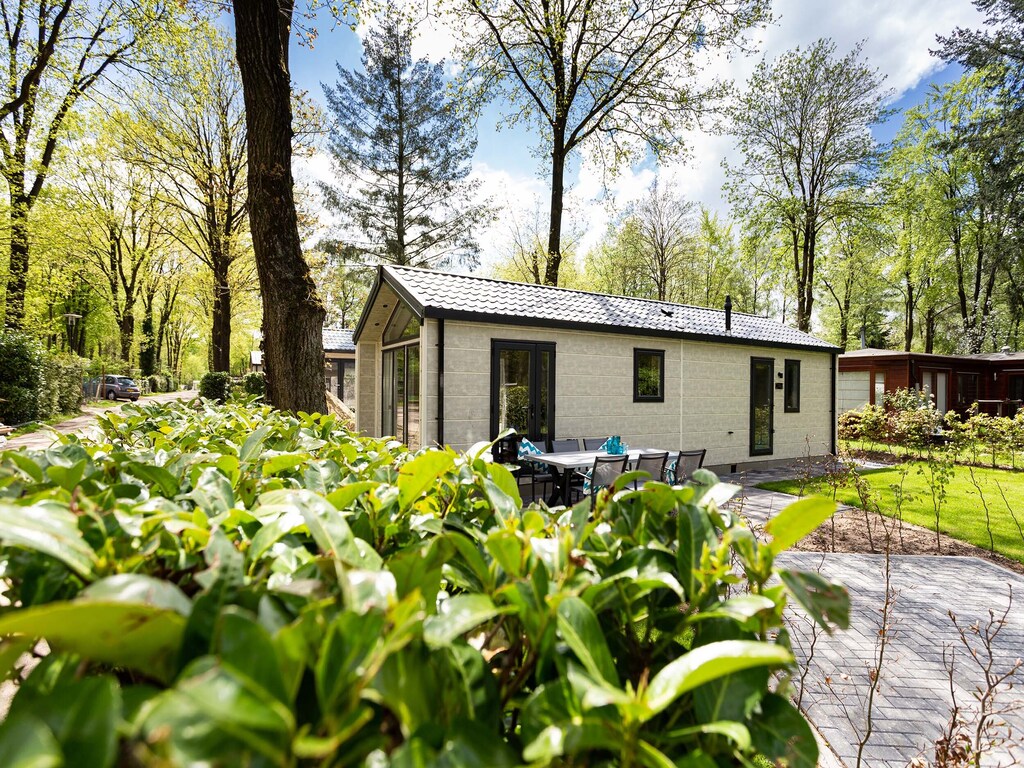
724;295;732;331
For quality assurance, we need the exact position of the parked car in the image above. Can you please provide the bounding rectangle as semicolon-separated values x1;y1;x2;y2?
85;375;140;401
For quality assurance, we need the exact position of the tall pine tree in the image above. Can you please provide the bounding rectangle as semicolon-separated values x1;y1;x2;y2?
322;16;490;269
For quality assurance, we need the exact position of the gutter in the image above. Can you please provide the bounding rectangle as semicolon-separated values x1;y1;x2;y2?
830;352;838;455
437;318;445;447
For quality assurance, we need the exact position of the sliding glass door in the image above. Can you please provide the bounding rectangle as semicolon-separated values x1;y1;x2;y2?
491;341;555;443
382;345;420;446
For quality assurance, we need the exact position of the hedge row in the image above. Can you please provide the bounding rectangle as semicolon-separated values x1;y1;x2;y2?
0;331;85;425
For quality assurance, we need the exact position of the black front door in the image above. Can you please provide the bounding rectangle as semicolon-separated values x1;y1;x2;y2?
750;357;774;456
491;341;555;442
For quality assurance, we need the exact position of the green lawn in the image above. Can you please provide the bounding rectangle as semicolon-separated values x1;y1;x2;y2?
759;463;1024;564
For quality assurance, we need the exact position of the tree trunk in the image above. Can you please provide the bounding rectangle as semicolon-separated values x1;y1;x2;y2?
211;266;231;372
233;0;325;414
904;279;914;352
119;310;135;363
924;306;936;353
140;291;156;376
4;198;30;329
544;135;566;286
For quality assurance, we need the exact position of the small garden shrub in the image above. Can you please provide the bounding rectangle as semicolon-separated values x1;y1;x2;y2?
36;352;85;418
0;401;847;766
838;409;862;440
242;371;266;397
198;370;232;402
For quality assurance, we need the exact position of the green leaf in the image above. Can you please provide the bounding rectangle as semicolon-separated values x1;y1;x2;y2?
779;569;851;632
676;504;713;602
749;693;818;768
324;480;376;511
11;675;120;768
659;721;752;750
262;452;308;476
3;452;45;483
556;596;619;686
140;658;293;766
0;712;62;768
216;609;289;704
644;641;792;718
293;490;382;569
397;451;454;509
80;575;192;617
688;595;777;630
123;461;179;497
764;496;835;554
523;717;624;762
0;501;96;578
0;601;186;684
424;594;505;648
239;425;272;462
185;467;235;515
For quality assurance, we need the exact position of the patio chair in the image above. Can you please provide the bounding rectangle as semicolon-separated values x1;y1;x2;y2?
666;449;707;484
492;434;553;505
578;454;629;508
632;451;668;490
549;437;581;453
583;437;608;450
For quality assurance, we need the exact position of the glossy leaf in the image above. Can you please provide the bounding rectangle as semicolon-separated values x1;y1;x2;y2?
749;693;818;768
779;569;851;632
0;601;186;684
0;501;96;578
556;596;619;686
764;496;836;554
644;641;793;717
424;594;504;648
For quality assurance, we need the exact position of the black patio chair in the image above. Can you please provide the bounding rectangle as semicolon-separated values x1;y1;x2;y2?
578;454;629;508
666;449;707;484
583;437;608;450
632;451;668;490
549;437;581;453
492;434;553;505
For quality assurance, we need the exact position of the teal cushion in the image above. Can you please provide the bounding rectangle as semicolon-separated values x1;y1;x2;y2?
582;468;593;494
665;459;677;484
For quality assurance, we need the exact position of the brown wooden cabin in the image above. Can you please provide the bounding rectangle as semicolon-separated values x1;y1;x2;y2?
838;348;1024;417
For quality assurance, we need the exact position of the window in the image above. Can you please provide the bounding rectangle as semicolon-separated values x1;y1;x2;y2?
633;349;665;402
784;359;800;413
383;303;419;343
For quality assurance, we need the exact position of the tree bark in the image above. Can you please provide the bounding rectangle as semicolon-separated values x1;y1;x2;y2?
211;266;232;373
233;0;325;413
544;137;566;286
4;202;29;329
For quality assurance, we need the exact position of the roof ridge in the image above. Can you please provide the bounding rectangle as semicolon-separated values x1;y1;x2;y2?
385;264;769;320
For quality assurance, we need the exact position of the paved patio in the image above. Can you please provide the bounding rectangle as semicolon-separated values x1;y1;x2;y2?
780;552;1024;767
719;461;1024;766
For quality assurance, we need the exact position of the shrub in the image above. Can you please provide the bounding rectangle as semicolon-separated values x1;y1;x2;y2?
838;409;862;440
37;353;85;418
198;371;232;402
241;371;266;397
0;330;42;424
0;401;847;766
148;375;160;393
857;402;889;444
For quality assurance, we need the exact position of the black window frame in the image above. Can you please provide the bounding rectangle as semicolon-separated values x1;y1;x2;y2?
633;348;665;403
489;340;556;442
784;359;801;413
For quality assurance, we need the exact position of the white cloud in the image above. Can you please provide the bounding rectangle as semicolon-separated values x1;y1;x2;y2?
306;0;987;269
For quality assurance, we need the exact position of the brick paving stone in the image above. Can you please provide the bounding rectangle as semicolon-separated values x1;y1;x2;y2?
779;552;1024;767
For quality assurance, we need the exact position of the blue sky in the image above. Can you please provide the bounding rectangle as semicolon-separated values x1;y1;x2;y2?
287;0;983;266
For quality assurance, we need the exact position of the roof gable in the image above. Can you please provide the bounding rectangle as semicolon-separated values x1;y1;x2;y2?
356;265;837;352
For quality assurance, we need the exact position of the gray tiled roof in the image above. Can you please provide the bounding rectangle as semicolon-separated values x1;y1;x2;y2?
323;327;355;352
383;266;837;351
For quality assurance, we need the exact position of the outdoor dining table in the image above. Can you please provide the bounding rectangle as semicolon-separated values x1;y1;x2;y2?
532;448;668;506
